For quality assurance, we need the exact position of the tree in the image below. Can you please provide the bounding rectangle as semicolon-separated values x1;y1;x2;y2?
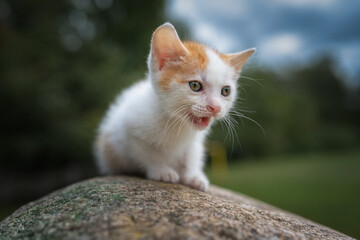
0;0;166;171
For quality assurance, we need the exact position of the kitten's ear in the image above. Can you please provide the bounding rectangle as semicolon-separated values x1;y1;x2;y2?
151;23;189;71
225;48;256;72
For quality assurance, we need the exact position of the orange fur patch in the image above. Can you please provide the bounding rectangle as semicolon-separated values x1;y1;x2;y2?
183;42;209;71
158;41;209;90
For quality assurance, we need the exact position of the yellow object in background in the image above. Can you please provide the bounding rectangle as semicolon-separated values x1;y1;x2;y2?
207;141;228;180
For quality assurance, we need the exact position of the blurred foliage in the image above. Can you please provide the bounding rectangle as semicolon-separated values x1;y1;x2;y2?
0;0;167;171
209;59;360;159
0;0;360;207
1;0;360;172
1;1;360;237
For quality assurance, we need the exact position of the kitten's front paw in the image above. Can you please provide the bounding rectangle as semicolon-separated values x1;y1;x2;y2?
182;173;209;192
147;168;179;183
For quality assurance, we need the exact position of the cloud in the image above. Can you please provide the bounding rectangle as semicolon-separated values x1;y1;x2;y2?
167;0;360;85
193;22;236;53
273;0;336;9
260;34;302;57
338;44;360;86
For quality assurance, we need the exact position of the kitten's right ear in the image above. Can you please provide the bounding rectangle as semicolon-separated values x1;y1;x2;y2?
150;23;189;71
225;48;256;72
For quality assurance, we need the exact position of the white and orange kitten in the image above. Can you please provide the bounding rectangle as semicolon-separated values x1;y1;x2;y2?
95;23;255;191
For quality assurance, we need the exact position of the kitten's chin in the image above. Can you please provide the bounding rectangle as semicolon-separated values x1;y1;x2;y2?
189;114;211;129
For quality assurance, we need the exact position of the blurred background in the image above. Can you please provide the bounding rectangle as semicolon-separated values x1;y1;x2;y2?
0;0;359;238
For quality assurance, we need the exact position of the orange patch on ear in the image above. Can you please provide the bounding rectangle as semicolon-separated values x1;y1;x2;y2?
157;41;209;90
183;42;209;72
157;66;181;90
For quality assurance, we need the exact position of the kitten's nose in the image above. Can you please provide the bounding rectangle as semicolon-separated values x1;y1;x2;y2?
206;105;221;115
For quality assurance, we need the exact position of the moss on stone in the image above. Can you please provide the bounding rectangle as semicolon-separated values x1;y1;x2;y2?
0;176;353;240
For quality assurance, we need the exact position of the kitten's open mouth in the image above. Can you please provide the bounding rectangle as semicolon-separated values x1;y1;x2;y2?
189;114;211;128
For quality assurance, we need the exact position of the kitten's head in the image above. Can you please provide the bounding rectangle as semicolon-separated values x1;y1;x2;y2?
148;23;255;130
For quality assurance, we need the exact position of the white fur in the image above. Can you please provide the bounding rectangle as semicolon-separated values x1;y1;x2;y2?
204;48;238;115
95;25;248;192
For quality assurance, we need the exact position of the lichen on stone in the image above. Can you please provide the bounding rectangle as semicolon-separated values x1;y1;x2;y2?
0;176;354;240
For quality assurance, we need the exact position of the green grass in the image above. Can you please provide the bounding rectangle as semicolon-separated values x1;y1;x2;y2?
207;150;360;239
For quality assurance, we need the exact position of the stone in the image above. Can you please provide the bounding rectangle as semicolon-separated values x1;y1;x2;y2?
0;176;354;240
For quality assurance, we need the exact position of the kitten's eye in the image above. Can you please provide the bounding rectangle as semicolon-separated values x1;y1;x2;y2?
189;81;202;92
221;86;231;96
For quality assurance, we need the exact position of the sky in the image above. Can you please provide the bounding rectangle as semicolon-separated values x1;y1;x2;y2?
167;0;360;87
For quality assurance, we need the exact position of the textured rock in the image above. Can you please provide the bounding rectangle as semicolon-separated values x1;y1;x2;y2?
0;176;353;240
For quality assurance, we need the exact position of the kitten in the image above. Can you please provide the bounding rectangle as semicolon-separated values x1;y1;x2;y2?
94;23;255;191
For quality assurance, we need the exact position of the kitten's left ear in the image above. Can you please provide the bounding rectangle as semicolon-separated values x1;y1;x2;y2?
225;48;256;72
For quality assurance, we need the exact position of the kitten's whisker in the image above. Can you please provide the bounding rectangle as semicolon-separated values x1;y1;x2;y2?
163;104;190;138
239;75;264;88
232;108;256;114
226;117;236;157
227;115;242;148
219;118;229;143
166;109;188;137
242;65;259;70
230;111;245;126
230;112;265;138
219;119;225;132
222;116;235;156
169;105;190;118
164;110;181;138
240;109;255;113
235;96;247;103
177;111;191;136
237;84;248;96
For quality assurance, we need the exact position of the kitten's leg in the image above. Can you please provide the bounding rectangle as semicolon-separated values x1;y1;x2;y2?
129;138;180;183
146;164;180;183
182;170;209;192
140;153;179;183
180;142;209;191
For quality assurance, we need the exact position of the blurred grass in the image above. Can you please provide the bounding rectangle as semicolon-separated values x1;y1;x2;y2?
207;150;360;239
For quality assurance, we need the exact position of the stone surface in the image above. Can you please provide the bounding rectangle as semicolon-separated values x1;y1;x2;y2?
0;176;354;240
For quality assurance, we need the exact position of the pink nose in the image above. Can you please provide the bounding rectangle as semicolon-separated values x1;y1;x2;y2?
206;105;221;115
